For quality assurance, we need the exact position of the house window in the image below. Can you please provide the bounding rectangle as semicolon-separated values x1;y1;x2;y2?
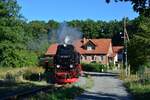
81;56;83;60
87;45;92;50
92;56;94;60
101;55;104;61
84;55;87;60
99;55;104;61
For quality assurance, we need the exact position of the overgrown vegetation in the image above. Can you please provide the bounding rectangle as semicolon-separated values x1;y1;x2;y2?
128;16;150;73
120;68;150;100
27;75;93;100
28;86;84;100
0;66;48;97
0;66;45;82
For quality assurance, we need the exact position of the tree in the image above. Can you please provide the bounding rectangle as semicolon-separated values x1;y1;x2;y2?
68;19;124;40
106;0;150;17
128;16;150;73
0;0;21;18
46;20;59;30
0;0;37;67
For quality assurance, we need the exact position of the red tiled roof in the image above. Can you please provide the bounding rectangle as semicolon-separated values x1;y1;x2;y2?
113;46;124;53
110;46;124;57
74;39;111;54
45;43;58;55
45;39;112;55
109;53;116;57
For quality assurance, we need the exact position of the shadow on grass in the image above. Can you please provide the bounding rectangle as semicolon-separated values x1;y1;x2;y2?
0;80;47;99
28;86;84;100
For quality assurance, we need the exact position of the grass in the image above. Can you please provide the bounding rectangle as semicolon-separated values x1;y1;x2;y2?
125;81;150;100
0;66;48;97
81;75;94;89
0;66;94;100
27;74;94;100
0;80;48;98
0;66;45;82
28;86;84;100
120;68;150;100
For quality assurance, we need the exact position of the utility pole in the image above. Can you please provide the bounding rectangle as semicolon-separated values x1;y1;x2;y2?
123;17;129;76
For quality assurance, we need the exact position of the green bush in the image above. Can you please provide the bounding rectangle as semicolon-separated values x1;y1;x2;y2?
109;62;115;70
81;62;107;72
23;72;41;81
0;48;38;67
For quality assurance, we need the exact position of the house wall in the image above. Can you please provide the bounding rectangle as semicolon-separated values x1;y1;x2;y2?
80;42;114;65
107;42;115;65
80;54;107;64
107;42;113;56
114;54;118;62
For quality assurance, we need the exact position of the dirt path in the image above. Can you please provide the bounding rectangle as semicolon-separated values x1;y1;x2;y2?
75;72;132;100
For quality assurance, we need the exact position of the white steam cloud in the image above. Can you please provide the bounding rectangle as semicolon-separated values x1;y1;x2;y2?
57;22;82;44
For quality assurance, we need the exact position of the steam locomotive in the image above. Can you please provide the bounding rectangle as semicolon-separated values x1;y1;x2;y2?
46;44;82;83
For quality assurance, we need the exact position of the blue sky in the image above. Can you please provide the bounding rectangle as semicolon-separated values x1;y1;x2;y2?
17;0;139;22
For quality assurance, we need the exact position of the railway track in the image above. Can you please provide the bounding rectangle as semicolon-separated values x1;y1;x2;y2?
1;84;62;100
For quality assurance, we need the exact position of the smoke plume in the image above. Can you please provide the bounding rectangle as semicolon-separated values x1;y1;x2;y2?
27;34;49;54
56;22;82;44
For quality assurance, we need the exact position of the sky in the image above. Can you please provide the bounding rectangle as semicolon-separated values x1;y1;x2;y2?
17;0;139;22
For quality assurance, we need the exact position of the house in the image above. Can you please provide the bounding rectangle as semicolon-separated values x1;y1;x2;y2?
112;46;124;67
45;38;124;65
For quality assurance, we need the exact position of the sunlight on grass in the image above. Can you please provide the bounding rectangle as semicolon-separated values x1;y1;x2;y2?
0;66;45;82
120;68;150;100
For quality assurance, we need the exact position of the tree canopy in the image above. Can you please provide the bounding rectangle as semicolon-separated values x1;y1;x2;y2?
106;0;150;17
0;0;37;67
128;16;150;72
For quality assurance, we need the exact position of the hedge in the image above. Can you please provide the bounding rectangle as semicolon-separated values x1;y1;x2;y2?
81;62;107;72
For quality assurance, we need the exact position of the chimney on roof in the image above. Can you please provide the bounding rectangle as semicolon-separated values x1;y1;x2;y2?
81;37;86;44
83;37;86;44
81;34;86;44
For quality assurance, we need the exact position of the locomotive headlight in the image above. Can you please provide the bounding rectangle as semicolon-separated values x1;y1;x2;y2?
70;65;73;68
56;65;60;68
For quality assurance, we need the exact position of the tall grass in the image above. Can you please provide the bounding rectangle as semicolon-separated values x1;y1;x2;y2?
120;67;150;100
28;86;84;100
0;66;45;82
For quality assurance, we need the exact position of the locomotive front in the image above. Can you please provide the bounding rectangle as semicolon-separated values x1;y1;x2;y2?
53;44;82;83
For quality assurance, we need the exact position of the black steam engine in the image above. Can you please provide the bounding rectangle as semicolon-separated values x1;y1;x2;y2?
48;44;82;83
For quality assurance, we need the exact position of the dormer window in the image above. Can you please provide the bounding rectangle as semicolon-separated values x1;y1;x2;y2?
87;45;92;50
81;39;96;50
